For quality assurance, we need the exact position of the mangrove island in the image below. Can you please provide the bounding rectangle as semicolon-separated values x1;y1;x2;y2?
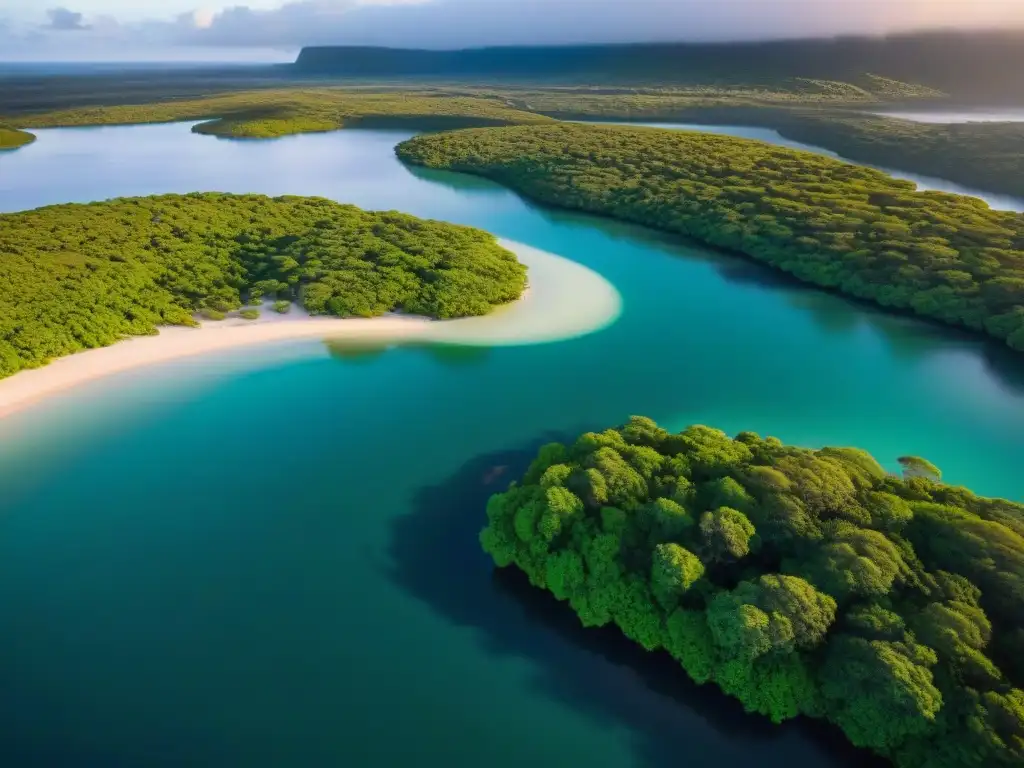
482;417;1024;768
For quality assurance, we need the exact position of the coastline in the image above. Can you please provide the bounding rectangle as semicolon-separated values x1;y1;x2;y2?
0;239;621;421
0;312;433;421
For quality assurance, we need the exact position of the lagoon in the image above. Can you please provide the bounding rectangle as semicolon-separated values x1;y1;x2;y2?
0;123;1021;767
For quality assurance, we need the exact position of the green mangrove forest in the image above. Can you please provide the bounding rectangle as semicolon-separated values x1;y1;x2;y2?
515;93;1024;199
397;123;1024;352
482;417;1024;767
0;193;526;378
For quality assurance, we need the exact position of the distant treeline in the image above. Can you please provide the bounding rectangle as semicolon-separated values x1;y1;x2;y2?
295;31;1024;101
5;83;1024;199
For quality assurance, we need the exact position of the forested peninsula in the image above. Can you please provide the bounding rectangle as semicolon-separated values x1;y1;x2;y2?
482;418;1024;767
0;124;34;150
511;95;1024;199
0;193;525;379
5;91;551;141
397;124;1024;352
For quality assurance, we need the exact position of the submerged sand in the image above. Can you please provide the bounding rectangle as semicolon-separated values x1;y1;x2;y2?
0;240;621;420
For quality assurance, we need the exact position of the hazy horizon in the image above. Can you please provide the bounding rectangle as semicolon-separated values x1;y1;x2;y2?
1;0;1022;62
3;25;1024;65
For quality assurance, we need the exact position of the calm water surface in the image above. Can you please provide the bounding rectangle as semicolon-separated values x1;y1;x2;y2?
871;108;1024;124
0;124;1021;767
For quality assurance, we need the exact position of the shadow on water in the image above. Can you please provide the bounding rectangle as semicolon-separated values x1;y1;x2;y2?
387;435;887;768
404;163;513;194
326;339;392;364
325;339;492;368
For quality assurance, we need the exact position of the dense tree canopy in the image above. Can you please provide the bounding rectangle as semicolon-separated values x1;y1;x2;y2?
399;124;1024;353
481;417;1024;767
504;93;1024;199
0;193;525;378
7;91;551;141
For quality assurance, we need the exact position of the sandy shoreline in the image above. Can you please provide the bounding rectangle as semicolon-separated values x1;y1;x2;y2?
0;239;621;421
0;313;433;420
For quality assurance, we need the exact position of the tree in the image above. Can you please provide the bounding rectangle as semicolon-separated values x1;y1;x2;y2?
666;608;716;683
803;525;909;602
899;456;943;482
708;574;836;660
700;507;756;562
585;447;648;509
651;543;704;610
865;491;914;532
820;635;942;752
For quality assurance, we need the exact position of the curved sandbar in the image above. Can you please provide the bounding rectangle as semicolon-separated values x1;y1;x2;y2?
0;240;620;419
425;239;621;347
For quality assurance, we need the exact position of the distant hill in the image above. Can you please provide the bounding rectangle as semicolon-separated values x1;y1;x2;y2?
294;31;1024;101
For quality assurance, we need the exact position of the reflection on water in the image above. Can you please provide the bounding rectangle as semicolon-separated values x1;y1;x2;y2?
404;163;512;194
326;339;393;364
871;109;1024;124
326;339;493;368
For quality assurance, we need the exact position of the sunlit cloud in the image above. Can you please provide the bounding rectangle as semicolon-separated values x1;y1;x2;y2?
2;0;1023;62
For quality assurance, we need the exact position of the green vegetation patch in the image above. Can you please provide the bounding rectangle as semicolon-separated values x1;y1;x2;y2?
8;90;552;139
487;91;1024;198
0;192;525;378
483;417;1024;767
0;124;35;150
771;111;1024;200
398;123;1024;352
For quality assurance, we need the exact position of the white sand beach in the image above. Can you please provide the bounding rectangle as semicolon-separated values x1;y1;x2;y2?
0;239;621;420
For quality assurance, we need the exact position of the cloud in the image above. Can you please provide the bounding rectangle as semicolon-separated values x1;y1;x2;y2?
178;0;1024;49
4;0;1023;62
45;7;91;31
192;9;217;29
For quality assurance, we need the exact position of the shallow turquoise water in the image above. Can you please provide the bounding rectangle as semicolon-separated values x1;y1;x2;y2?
0;124;1021;767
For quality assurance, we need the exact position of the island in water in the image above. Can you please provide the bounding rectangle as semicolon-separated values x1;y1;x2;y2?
482;417;1024;768
0;192;527;380
2;31;1023;768
397;123;1024;353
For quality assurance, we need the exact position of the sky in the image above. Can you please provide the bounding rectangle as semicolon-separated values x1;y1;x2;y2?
1;0;1023;62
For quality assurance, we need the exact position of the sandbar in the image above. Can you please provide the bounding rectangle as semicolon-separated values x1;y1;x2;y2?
0;239;621;420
